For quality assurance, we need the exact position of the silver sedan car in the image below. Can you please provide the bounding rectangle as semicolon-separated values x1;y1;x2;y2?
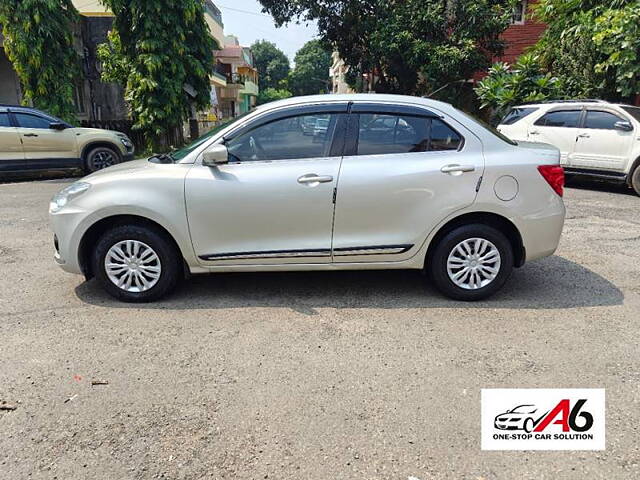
49;94;566;302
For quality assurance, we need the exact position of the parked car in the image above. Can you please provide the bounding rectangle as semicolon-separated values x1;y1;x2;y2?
0;105;134;174
497;100;640;195
494;405;546;433
50;94;565;303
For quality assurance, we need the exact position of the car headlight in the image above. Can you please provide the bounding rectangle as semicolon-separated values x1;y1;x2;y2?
49;182;91;213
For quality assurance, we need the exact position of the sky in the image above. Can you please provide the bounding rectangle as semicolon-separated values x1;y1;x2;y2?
215;0;319;63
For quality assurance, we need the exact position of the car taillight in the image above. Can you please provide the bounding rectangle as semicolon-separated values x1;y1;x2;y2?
537;165;565;197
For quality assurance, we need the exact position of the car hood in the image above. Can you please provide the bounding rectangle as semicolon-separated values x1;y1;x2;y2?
69;127;124;137
82;159;154;183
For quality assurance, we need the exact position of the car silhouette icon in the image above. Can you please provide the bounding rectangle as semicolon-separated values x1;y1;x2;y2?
494;404;548;432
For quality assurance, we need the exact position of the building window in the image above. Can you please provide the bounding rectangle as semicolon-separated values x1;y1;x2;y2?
512;0;527;25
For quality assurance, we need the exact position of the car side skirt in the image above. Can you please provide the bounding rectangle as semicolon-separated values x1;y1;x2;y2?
199;245;414;262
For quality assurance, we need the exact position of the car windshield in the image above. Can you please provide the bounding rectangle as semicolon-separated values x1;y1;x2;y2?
622;106;640;122
457;109;518;146
169;111;254;162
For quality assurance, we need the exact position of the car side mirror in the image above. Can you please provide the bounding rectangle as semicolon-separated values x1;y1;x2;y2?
202;144;229;166
49;122;67;131
614;121;633;132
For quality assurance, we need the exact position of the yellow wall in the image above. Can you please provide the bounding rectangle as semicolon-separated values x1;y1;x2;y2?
71;0;112;15
205;15;225;50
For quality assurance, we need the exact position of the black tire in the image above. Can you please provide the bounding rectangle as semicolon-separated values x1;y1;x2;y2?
84;146;120;173
92;224;181;302
428;224;514;301
631;164;640;196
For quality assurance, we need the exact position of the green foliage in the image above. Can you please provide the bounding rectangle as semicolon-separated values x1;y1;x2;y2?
0;0;79;123
99;0;216;148
475;54;566;120
592;2;640;98
288;40;332;96
258;0;516;101
532;0;639;100
250;40;291;91
257;87;293;105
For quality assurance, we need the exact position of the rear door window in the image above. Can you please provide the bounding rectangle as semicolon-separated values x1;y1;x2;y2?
356;114;462;155
584;110;624;130
534;110;581;128
501;107;538;125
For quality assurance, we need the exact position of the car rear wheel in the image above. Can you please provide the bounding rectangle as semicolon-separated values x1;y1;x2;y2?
631;164;640;196
84;146;120;173
92;224;181;302
428;224;514;301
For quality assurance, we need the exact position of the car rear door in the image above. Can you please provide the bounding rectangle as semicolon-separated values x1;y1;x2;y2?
331;103;484;263
12;111;79;168
571;109;634;171
0;110;25;171
185;104;348;265
527;109;582;166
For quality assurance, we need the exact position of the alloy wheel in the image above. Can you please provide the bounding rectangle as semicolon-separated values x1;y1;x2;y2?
91;150;116;170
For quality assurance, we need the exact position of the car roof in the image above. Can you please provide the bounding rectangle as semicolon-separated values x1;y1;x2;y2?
255;93;459;116
512;100;633;109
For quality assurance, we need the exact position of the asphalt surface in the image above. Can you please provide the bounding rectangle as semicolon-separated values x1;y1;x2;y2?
0;175;639;479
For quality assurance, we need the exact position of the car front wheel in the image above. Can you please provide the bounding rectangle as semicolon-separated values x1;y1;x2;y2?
85;146;120;173
429;224;514;301
92;224;181;302
631;164;640;196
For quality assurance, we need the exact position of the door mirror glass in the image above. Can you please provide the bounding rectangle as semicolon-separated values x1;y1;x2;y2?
49;122;67;130
614;121;633;132
202;144;229;166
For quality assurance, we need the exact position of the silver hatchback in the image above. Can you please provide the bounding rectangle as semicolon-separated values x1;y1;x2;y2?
50;94;566;302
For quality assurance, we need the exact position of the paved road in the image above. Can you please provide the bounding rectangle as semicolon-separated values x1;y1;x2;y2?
0;176;639;479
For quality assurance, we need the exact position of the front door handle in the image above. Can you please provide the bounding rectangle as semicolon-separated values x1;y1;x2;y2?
577;133;590;138
440;164;476;175
529;130;539;135
297;174;334;185
23;133;38;137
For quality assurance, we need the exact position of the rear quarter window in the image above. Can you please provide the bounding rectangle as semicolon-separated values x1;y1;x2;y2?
500;107;538;125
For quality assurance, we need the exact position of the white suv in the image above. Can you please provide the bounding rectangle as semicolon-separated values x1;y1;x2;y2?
50;94;565;302
497;100;640;195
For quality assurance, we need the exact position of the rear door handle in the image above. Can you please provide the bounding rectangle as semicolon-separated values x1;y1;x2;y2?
577;133;590;138
529;130;539;135
441;164;475;175
297;174;334;185
23;133;38;137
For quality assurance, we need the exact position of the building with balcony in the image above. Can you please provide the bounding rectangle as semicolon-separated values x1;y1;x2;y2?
214;36;259;118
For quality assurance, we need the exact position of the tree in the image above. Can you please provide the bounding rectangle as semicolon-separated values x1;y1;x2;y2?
477;0;640;115
257;0;515;101
475;53;566;121
288;40;331;96
0;0;79;123
98;0;216;148
250;40;291;91
257;87;293;105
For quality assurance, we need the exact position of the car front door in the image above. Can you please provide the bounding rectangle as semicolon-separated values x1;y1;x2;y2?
570;109;634;171
185;105;348;265
528;109;582;166
331;104;484;263
12;111;79;168
0;111;25;171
